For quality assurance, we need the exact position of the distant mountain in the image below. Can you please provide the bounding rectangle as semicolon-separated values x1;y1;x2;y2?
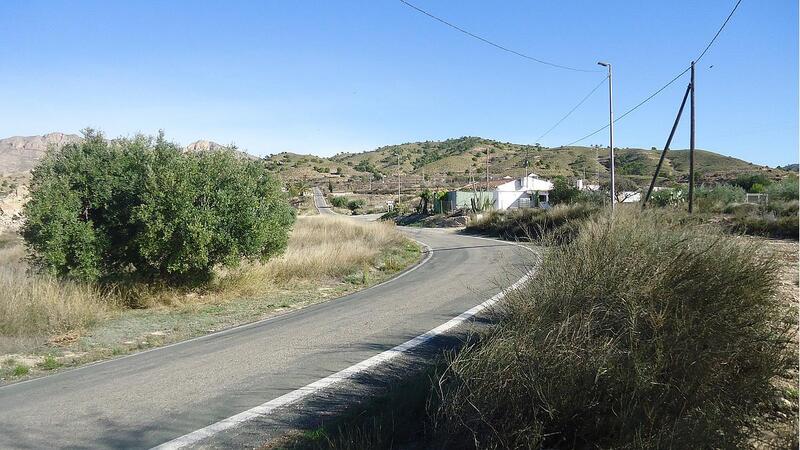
265;136;788;187
777;163;799;172
0;134;257;174
0;132;82;174
184;139;258;160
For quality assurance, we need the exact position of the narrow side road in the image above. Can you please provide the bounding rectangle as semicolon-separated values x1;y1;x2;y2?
0;189;531;449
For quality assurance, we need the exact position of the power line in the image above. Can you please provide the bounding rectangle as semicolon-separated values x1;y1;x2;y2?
565;66;691;146
562;0;743;147
535;75;608;142
399;0;600;73
696;0;743;63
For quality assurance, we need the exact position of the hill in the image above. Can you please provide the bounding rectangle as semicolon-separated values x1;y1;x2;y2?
265;136;786;189
0;132;82;174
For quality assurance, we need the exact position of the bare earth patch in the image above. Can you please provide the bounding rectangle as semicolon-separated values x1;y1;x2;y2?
746;237;799;448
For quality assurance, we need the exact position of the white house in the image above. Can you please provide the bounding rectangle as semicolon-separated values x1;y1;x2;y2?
445;174;554;212
494;174;554;210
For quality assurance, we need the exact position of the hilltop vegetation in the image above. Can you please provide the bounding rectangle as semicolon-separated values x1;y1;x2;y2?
264;137;788;189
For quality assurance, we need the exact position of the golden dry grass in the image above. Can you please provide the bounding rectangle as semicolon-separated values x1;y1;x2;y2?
0;216;411;340
0;237;111;342
215;215;408;299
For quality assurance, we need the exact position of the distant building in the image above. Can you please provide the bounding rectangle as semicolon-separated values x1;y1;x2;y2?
576;179;600;191
443;174;553;212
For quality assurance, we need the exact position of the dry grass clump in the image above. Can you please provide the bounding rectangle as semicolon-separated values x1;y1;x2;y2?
466;203;600;242
0;235;111;342
436;210;794;449
213;216;409;299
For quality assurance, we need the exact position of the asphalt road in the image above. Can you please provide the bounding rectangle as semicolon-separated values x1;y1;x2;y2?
0;189;530;449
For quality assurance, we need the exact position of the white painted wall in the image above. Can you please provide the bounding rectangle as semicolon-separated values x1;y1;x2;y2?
494;176;554;210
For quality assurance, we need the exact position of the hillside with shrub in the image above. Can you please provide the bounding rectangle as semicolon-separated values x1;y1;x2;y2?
263;137;789;189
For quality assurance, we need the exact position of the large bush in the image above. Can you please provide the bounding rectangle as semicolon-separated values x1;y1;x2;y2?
466;204;600;242
766;174;799;202
694;184;746;213
23;130;294;283
438;211;793;448
733;173;773;192
549;176;580;205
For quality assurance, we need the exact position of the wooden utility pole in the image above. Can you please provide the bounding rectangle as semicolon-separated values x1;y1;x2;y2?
642;83;692;207
688;61;696;213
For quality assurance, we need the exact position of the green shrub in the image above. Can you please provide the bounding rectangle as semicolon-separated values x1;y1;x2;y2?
766;174;799;202
694;184;746;213
549;176;580;205
22;129;294;283
347;199;366;213
330;196;349;208
438;211;793;449
466;204;600;242
12;364;29;377
733;173;773;192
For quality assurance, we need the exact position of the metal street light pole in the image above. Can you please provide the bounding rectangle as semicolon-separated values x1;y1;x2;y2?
396;153;401;208
598;61;615;210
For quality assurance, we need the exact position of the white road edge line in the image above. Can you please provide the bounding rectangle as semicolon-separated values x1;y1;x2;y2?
152;239;535;450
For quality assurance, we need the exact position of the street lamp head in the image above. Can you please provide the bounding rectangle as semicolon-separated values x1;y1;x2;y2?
597;61;609;67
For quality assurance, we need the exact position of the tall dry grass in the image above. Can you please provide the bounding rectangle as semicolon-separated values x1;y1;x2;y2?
0;234;111;344
436;209;794;449
1;216;412;341
216;216;408;298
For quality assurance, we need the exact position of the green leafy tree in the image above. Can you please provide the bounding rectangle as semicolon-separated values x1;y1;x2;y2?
22;129;294;283
549;176;580;205
346;199;366;213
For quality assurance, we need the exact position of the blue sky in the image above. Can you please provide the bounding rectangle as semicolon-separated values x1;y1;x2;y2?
0;0;796;166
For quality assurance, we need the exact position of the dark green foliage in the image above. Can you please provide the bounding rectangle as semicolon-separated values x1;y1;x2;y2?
438;211;794;449
22;129;294;283
549;176;580;205
733;173;773;192
330;196;349;208
616;152;650;176
413;149;444;169
346;199;366;213
354;159;381;178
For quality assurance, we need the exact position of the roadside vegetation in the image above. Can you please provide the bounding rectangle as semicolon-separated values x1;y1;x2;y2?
280;209;798;449
651;174;799;239
463;172;798;241
1;216;419;381
465;203;600;242
0;131;420;381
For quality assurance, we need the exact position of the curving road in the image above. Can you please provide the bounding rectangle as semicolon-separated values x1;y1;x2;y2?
0;188;531;449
